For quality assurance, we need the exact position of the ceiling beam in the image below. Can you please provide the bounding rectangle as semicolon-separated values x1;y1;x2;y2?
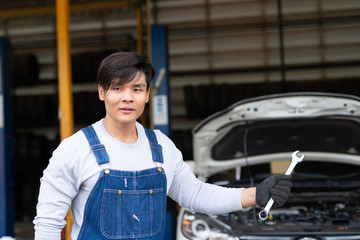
0;0;138;18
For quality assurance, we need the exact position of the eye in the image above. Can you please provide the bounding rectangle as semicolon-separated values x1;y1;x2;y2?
112;87;121;91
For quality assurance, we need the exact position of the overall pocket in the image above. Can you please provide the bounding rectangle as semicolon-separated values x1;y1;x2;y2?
100;187;164;239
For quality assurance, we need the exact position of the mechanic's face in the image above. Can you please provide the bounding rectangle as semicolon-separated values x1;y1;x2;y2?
99;72;149;128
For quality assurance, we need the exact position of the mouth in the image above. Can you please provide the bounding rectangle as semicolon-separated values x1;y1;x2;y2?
119;107;135;114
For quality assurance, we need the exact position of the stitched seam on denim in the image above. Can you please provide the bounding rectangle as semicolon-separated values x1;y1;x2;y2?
149;192;153;235
150;146;162;150
144;128;164;165
90;145;106;152
90;143;104;147
104;171;164;178
117;193;122;237
100;188;164;238
77;173;104;239
152;184;164;236
100;191;124;239
100;190;107;237
131;189;135;239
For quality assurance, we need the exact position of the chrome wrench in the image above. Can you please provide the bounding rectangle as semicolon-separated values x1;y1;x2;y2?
258;150;304;220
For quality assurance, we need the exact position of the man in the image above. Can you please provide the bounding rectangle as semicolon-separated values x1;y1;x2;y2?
34;51;292;239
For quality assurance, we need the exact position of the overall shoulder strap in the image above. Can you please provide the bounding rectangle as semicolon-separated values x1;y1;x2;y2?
144;128;164;163
81;125;110;165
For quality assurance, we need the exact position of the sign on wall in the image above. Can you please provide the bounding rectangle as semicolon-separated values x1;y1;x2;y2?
153;95;169;126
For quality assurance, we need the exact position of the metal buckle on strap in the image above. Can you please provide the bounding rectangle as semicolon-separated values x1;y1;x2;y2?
154;161;163;168
154;161;163;172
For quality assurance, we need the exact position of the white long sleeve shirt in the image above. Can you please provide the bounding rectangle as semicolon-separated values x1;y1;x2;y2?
33;120;244;239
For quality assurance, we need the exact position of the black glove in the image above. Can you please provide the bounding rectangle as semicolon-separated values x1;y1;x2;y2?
256;174;292;208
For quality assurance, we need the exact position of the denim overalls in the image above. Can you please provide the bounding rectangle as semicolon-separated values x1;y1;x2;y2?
77;126;167;240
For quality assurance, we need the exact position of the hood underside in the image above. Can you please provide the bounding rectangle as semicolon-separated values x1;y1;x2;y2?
192;92;360;178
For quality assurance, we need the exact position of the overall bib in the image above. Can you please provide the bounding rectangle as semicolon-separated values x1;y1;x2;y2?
77;126;167;240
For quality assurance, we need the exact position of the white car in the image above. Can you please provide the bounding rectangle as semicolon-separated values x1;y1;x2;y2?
176;92;360;240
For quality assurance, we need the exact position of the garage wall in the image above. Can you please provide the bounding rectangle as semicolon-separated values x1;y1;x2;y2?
1;0;359;124
0;0;359;132
159;0;360;120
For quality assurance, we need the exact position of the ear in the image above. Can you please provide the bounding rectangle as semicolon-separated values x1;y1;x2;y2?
146;87;150;103
98;85;105;101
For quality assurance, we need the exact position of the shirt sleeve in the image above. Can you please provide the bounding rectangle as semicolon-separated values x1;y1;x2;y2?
33;137;81;240
168;150;244;214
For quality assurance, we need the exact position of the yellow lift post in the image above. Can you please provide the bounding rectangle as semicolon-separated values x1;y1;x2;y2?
56;0;74;239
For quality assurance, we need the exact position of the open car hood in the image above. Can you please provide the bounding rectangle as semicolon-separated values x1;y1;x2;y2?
192;92;360;179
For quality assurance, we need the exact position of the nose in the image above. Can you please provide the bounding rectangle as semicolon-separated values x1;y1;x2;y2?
121;89;134;102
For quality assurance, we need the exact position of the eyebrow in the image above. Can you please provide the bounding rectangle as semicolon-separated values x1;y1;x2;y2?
132;83;146;88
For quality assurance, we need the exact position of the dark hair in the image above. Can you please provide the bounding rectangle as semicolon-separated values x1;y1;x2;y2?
97;51;155;91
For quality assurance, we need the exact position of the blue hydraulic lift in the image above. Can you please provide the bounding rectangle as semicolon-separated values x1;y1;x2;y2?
151;25;175;239
151;25;171;137
0;37;14;237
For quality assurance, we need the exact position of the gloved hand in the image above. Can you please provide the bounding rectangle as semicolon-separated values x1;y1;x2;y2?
256;174;292;208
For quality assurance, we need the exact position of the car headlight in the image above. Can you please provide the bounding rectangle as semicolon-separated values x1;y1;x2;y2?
181;210;239;240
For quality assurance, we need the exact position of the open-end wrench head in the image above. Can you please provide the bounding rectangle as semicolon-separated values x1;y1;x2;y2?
292;150;304;162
